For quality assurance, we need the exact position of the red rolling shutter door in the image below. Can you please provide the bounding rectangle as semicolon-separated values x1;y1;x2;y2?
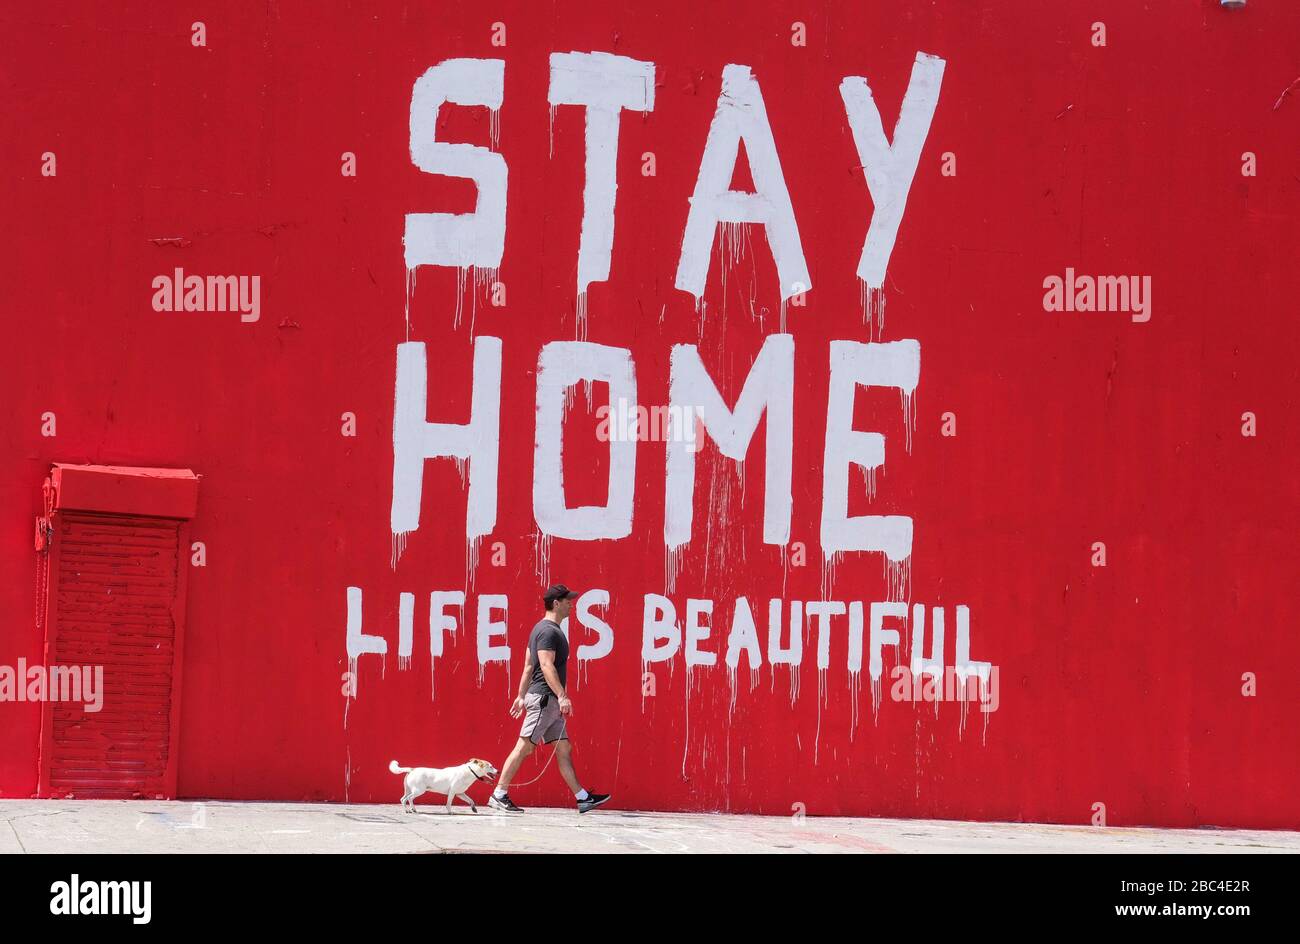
45;513;183;797
36;464;199;799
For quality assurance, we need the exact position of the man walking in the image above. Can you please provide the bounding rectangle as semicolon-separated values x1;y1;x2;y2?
489;584;611;814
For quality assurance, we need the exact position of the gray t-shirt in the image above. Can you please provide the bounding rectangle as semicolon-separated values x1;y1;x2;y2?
527;619;568;696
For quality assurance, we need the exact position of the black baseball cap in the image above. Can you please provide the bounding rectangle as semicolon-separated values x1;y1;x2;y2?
543;584;579;608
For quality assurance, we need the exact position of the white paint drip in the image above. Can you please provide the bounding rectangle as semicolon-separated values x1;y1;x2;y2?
884;555;912;604
664;544;682;595
848;669;861;737
718;220;753;321
488;106;500;152
390;530;410;570
466;534;482;592
900;387;916;454
860;279;886;340
453;265;500;332
405;267;416;341
681;663;694;779
702;458;742;587
814;667;826;764
534;532;553;588
820;549;843;601
576;290;588;341
454;267;467;330
726;720;731;787
344;656;357;729
472;265;497;333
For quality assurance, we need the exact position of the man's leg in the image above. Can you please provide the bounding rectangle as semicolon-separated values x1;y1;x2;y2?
495;737;535;792
553;739;583;795
554;739;610;812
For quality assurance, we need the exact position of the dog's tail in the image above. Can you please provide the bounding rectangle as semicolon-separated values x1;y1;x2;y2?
389;760;412;775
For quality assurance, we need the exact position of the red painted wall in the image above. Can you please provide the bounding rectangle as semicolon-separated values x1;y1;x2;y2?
2;1;1297;828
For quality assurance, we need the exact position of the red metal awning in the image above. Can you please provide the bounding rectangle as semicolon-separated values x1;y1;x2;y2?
48;464;200;520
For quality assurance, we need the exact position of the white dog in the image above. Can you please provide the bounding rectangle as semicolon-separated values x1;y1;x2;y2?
389;758;499;813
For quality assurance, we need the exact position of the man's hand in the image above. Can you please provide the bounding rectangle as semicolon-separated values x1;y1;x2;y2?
509;695;525;718
558;695;573;716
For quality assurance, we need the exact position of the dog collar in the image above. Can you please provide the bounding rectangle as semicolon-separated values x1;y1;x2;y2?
466;763;493;783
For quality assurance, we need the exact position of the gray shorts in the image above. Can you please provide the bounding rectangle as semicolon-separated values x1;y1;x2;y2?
519;691;567;745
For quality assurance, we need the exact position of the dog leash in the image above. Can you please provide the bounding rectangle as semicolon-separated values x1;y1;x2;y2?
501;743;558;788
492;697;569;789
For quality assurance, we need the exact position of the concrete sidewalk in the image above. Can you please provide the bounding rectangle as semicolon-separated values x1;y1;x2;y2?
2;799;1298;853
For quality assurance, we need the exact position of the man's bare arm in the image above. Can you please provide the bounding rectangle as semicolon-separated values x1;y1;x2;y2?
508;651;533;717
516;650;534;699
537;649;572;714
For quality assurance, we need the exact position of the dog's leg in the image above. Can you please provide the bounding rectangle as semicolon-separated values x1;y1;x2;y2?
458;792;478;812
445;794;455;815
